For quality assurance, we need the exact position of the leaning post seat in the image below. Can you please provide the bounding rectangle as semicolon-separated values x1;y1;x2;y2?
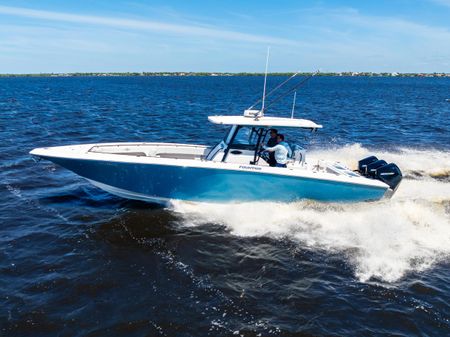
290;144;306;165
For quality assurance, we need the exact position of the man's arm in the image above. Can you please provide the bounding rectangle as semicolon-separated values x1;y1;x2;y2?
262;145;279;152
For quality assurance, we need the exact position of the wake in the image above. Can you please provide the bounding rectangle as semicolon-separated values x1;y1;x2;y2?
170;145;450;283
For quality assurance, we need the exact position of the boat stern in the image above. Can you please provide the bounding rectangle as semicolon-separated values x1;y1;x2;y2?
357;156;403;197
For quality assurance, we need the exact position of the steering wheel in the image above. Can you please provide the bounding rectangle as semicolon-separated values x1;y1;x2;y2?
253;142;266;164
259;149;270;163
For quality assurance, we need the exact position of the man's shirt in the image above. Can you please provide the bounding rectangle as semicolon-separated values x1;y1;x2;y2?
263;142;291;165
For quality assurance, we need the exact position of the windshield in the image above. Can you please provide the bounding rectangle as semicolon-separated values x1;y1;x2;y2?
230;126;266;150
234;127;257;145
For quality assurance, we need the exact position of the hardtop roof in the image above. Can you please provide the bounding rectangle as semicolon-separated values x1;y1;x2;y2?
208;115;323;129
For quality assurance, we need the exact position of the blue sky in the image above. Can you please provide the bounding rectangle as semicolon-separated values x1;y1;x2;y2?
0;0;449;73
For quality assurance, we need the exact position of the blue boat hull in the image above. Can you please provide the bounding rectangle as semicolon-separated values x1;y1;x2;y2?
43;157;387;203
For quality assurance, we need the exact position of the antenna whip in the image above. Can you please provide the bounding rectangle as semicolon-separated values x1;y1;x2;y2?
260;47;270;116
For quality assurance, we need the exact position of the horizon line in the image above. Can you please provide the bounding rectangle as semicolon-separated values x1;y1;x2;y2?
1;71;449;76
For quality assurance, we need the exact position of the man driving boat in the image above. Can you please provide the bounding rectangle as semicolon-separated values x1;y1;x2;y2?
266;128;278;166
263;134;292;168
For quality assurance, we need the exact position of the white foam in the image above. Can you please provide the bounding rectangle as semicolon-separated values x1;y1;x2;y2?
308;143;450;178
170;145;450;283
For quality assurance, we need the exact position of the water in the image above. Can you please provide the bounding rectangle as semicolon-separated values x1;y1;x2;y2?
1;76;449;336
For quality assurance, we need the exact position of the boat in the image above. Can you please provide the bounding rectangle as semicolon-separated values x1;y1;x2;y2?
30;69;402;204
30;114;402;204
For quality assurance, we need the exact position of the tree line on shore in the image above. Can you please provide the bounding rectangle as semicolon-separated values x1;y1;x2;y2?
1;71;449;77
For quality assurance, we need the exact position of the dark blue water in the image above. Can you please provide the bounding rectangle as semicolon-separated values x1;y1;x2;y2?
1;76;449;336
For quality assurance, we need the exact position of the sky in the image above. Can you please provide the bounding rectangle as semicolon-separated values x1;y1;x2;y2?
0;0;449;73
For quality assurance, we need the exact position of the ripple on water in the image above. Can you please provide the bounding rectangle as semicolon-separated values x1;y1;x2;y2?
1;76;449;336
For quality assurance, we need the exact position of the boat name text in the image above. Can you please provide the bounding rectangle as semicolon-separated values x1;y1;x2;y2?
239;165;262;171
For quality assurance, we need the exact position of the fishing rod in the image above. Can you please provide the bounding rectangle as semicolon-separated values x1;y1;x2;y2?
262;71;319;112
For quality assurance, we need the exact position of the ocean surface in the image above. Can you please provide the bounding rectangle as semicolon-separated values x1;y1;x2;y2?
0;76;449;336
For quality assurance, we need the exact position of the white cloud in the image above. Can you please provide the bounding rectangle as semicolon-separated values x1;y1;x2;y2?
0;5;293;45
430;0;450;8
0;4;448;72
329;7;450;41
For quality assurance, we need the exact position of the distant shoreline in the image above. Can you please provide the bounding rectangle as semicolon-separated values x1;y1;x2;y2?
0;71;449;78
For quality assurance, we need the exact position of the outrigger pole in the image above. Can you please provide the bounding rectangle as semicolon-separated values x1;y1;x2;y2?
264;70;318;111
248;71;299;110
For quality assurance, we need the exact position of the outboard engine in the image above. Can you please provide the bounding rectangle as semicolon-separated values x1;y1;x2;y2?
358;155;403;194
375;163;403;192
358;156;378;175
366;160;387;178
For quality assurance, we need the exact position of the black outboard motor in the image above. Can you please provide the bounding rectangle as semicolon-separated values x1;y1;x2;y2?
366;160;387;178
375;163;403;192
358;156;378;175
358;155;403;195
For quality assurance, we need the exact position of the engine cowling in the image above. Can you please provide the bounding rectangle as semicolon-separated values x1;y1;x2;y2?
375;163;403;191
358;156;402;192
358;156;378;175
366;160;387;178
